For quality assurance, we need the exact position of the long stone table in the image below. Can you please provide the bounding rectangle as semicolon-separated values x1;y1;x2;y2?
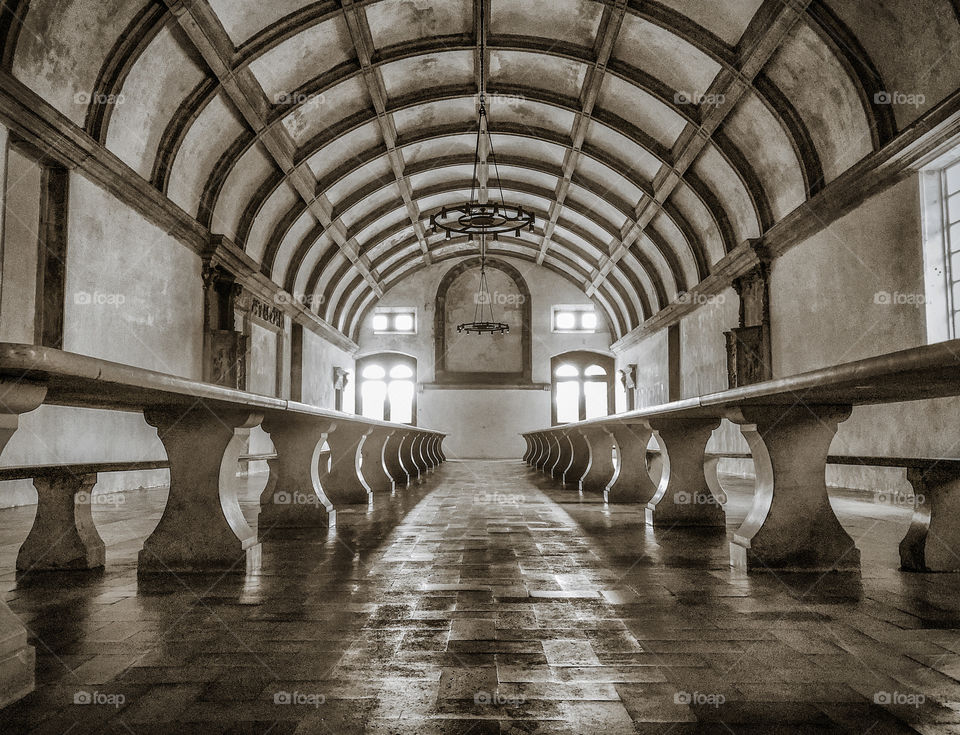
522;338;960;576
0;342;445;707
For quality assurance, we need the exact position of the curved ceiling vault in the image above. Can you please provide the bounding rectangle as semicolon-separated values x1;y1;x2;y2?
5;0;958;342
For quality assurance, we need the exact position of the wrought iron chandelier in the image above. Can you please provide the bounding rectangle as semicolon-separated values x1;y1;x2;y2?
457;235;509;335
429;2;534;241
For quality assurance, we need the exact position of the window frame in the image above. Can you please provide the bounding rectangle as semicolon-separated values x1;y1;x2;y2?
355;352;418;424
549;351;615;425
372;307;417;335
551;304;597;333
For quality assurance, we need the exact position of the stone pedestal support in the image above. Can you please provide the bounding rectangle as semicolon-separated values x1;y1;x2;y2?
580;427;617;494
324;423;373;505
565;431;590;486
17;473;105;571
398;433;419;482
607;424;659;504
522;435;534;464
0;380;46;708
360;429;395;494
139;407;262;574
727;404;858;572
553;433;574;481
645;418;725;528
899;466;960;572
259;417;335;531
543;433;562;475
384;432;410;486
533;433;549;470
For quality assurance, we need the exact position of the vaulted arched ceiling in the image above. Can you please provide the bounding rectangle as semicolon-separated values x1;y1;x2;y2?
5;0;958;342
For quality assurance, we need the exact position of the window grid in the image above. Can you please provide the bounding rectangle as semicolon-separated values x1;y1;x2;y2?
944;161;960;338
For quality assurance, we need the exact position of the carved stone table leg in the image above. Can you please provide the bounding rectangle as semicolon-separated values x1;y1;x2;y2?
436;434;447;462
703;455;729;504
419;434;434;471
0;380;47;708
324;423;373;505
534;433;550;471
565;431;590;487
607;424;659;504
543;433;562;476
522;434;534;464
727;404;858;572
360;429;395;494
645;418;725;528
17;472;105;571
553;433;574;481
580;427;617;494
139;406;263;574
900;466;960;571
399;432;419;482
259;417;335;531
423;434;438;469
384;432;410;487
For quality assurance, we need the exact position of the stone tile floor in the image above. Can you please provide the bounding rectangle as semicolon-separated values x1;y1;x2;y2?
0;460;959;733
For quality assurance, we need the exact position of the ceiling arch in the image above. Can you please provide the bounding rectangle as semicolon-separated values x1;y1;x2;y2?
2;0;952;344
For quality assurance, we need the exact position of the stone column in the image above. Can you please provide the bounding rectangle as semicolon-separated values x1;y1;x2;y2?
259;416;335;531
360;428;395;494
565;430;590;487
384;431;410;486
0;380;47;708
324;423;373;505
139;406;263;574
645;418;725;528
552;432;574;482
607;424;659;504
727;404;858;572
17;472;105;571
580;426;617;494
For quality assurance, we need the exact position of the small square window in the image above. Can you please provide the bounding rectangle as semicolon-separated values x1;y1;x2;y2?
372;308;417;334
552;305;597;333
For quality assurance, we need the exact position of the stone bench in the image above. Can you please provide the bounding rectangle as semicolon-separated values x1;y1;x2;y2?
0;342;446;707
0;460;169;572
521;338;960;576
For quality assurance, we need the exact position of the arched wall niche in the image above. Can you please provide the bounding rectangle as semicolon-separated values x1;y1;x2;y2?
434;256;532;385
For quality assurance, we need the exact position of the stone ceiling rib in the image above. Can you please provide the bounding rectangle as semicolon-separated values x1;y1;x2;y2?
340;0;431;265
162;0;383;297
585;0;812;297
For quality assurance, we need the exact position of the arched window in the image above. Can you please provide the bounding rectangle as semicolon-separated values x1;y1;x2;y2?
356;353;417;424
550;351;615;425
